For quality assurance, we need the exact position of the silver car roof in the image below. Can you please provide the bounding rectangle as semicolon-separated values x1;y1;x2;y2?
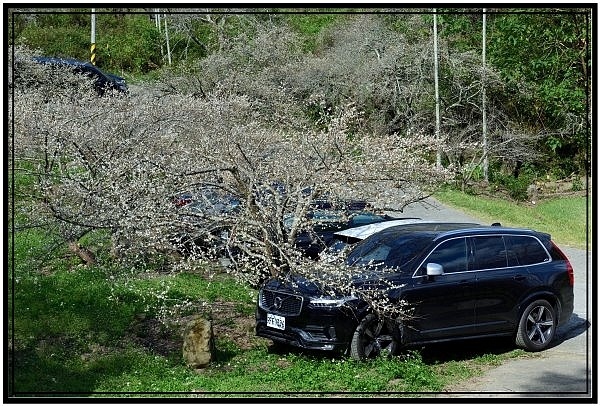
333;219;440;240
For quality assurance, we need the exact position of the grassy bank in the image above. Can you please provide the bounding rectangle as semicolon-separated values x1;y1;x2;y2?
435;190;590;250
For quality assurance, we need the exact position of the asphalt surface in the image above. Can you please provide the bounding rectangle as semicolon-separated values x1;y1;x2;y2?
393;197;593;399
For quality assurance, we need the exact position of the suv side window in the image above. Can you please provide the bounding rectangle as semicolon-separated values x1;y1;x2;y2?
421;237;468;274
471;236;508;270
504;235;550;266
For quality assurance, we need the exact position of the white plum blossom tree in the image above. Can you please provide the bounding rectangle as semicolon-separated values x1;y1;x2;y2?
11;43;452;322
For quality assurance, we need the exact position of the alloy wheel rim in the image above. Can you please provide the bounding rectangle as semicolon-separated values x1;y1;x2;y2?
362;319;393;357
526;305;554;345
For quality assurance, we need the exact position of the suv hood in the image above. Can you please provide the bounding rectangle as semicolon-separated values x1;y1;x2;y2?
262;267;404;299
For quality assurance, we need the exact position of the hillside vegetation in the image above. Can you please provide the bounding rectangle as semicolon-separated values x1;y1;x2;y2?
9;7;591;181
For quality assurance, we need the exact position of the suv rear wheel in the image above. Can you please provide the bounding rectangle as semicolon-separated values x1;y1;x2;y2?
350;314;399;360
515;299;556;351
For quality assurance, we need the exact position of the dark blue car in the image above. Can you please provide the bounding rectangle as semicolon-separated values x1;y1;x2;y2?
33;56;128;95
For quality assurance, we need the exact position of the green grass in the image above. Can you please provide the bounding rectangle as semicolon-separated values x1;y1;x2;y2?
435;189;590;250
284;13;342;53
13;313;506;396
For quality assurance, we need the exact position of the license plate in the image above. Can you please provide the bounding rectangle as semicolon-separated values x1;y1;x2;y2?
267;313;285;330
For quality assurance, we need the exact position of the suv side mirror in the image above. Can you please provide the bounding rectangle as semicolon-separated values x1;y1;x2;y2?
426;263;444;277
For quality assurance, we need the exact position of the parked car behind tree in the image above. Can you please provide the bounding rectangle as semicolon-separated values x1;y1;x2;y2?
285;210;406;259
171;187;241;257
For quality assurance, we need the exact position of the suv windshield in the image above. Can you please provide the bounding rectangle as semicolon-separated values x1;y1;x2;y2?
346;233;433;269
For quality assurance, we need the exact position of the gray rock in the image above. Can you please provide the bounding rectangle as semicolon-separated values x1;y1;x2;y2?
182;317;215;369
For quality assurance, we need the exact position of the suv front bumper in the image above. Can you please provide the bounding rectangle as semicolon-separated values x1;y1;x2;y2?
255;305;359;352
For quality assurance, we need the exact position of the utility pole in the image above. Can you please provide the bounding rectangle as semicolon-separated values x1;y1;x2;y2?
434;9;442;168
482;8;488;181
90;8;96;65
154;8;161;29
164;12;172;65
154;9;171;65
155;9;164;58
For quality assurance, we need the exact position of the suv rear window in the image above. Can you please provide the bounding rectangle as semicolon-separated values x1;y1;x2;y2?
504;235;550;266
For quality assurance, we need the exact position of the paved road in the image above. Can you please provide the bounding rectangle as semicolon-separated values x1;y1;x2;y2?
393;197;593;399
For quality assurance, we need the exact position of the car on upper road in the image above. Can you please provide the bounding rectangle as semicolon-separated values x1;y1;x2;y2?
32;56;128;95
256;221;575;360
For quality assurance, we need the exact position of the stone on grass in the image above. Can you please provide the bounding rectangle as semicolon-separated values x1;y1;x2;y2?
182;317;215;369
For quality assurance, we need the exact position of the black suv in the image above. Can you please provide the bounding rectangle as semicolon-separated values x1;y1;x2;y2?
256;222;574;359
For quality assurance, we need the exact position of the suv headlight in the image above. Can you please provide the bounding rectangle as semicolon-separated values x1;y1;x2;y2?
309;295;358;308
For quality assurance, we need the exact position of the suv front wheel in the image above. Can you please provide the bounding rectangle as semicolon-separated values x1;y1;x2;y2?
350;313;400;360
515;299;556;351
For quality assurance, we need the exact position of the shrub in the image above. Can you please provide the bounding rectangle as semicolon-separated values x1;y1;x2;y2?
491;171;535;201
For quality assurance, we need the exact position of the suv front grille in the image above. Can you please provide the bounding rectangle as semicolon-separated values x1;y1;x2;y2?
259;289;304;316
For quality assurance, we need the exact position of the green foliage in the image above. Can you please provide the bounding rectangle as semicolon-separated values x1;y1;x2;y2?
491;171;534;201
386;14;431;43
571;176;584;192
284;13;341;52
17;22;89;61
438;12;483;52
488;12;590;174
167;21;214;62
14;12;163;74
97;14;161;74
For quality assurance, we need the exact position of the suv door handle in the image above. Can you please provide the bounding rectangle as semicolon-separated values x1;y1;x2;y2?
513;275;526;281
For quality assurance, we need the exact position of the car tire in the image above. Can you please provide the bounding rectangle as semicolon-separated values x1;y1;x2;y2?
350;313;400;360
515;299;556;351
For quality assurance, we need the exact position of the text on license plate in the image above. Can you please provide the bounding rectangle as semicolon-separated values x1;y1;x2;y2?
267;313;285;330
